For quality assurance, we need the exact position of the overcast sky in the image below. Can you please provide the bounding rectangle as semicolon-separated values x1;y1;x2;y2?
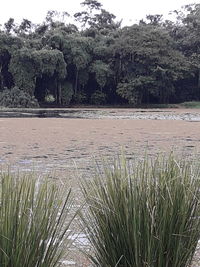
0;0;199;26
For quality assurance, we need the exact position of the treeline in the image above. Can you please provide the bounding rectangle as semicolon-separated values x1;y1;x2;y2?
0;0;200;107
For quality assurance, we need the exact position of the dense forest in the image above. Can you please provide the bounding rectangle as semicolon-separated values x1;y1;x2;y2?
0;0;200;107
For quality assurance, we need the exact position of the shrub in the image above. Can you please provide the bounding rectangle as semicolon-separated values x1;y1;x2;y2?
0;87;39;108
73;91;87;104
180;101;200;109
45;94;55;103
81;154;200;267
90;90;106;105
61;82;74;105
0;172;76;267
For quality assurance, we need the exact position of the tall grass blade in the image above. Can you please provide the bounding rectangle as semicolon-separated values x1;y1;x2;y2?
80;154;200;267
0;172;76;267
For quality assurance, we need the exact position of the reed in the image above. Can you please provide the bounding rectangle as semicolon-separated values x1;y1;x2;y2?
81;154;200;266
0;172;75;267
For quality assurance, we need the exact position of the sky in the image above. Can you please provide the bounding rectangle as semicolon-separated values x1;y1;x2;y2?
0;0;199;27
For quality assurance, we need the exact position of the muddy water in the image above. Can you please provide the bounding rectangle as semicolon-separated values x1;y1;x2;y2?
0;109;200;175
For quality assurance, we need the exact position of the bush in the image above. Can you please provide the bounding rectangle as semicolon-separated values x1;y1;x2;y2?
45;94;55;103
0;172;76;267
180;101;200;109
0;87;39;108
81;154;200;267
90;90;106;105
61;82;73;105
73;91;87;104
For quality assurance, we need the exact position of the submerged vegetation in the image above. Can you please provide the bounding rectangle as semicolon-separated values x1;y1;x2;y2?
0;1;200;107
81;154;200;266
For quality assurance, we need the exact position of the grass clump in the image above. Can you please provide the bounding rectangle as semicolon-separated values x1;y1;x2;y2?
180;101;200;108
0;172;75;267
139;103;178;109
81;154;200;267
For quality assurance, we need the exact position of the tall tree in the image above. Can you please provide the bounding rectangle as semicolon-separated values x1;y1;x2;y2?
115;25;190;104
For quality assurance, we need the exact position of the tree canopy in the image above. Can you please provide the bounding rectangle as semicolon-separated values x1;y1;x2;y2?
0;1;200;107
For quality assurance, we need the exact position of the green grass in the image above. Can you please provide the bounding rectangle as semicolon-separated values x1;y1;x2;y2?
180;101;200;108
81;154;200;267
0;172;76;267
138;103;178;109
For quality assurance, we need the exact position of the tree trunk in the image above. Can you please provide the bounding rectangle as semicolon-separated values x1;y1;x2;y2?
74;69;79;97
195;68;200;99
58;82;61;105
0;66;2;90
56;79;62;105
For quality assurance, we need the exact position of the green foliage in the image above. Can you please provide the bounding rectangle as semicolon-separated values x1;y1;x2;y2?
0;32;22;53
33;49;67;79
0;2;200;106
0;87;39;108
0;171;76;267
61;81;74;105
4;18;15;34
140;103;178;108
90;60;112;89
9;48;67;95
9;48;37;94
114;25;190;104
45;94;55;103
73;91;87;104
117;76;155;105
0;33;22;90
61;35;92;70
81;154;200;267
90;90;106;104
180;101;200;108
